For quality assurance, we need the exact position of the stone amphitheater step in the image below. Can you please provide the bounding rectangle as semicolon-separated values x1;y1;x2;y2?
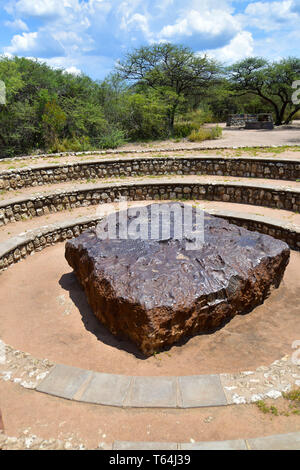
1;154;300;188
1;203;299;274
0;139;299;169
1;174;300;202
0;176;299;229
0;200;299;243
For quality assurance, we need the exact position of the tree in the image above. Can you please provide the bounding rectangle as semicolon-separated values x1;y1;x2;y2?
42;99;66;148
229;57;300;125
117;43;220;135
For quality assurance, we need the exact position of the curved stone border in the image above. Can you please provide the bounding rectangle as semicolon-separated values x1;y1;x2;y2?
1;143;299;163
1;430;299;450
0;216;101;271
0;209;300;272
1;337;299;408
112;433;300;450
1;155;300;190
34;356;300;408
1;179;300;227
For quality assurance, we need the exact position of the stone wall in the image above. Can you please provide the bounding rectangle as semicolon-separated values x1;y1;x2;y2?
1;181;300;226
0;218;99;271
0;156;299;191
227;114;273;128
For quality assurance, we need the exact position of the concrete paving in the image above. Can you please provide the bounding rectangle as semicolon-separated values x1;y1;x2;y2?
178;375;227;408
37;364;229;408
112;433;300;450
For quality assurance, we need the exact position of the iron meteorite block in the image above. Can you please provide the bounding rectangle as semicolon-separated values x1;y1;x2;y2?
65;204;290;356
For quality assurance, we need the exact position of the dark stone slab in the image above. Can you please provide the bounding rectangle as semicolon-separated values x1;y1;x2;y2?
65;203;290;356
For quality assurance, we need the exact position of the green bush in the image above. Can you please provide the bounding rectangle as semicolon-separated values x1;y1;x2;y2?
210;125;222;139
188;125;222;142
120;93;169;141
47;136;92;153
183;108;214;126
174;108;215;138
96;128;126;149
173;122;196;138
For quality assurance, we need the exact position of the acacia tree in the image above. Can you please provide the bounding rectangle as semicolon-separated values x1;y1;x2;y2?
229;57;300;125
117;43;220;135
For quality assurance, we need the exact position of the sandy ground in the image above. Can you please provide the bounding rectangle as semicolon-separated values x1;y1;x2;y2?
119;122;300;150
1;377;300;448
0;241;299;377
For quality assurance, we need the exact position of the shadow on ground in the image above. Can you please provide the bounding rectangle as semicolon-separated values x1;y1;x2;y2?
58;269;264;361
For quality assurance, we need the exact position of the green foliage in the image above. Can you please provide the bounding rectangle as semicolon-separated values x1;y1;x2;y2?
229;56;300;125
255;388;300;418
1;50;299;158
120;92;169;140
117;43;220;134
0;56;119;157
96;128;126;149
283;388;300;404
173;122;196;138
188;125;222;142
173;108;215;137
42;99;66;148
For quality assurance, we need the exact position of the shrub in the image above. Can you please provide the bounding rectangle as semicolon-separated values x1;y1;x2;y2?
184;108;214;126
173;122;196;138
96;128;126;149
188;125;222;142
120;93;169;141
210;125;222;139
174;108;215;138
47;136;92;153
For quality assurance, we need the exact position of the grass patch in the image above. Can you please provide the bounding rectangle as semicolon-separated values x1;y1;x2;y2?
256;388;300;417
188;126;222;142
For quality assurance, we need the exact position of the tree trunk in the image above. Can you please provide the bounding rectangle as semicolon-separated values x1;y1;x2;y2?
168;105;177;137
284;106;300;124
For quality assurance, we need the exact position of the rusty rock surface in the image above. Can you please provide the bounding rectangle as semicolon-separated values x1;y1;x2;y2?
65;203;290;356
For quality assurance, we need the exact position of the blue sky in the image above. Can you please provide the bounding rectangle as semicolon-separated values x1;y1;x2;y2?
0;0;300;79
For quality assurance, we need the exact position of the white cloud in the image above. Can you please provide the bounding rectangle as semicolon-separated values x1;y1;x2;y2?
4;18;29;30
160;8;240;38
208;31;254;62
1;0;300;79
241;0;299;31
64;65;82;75
158;6;241;49
4;31;65;57
122;13;152;40
6;0;75;19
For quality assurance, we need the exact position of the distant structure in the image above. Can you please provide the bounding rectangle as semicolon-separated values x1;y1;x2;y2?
226;113;274;129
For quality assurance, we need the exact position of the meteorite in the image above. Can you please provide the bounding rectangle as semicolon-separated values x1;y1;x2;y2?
65;203;290;355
